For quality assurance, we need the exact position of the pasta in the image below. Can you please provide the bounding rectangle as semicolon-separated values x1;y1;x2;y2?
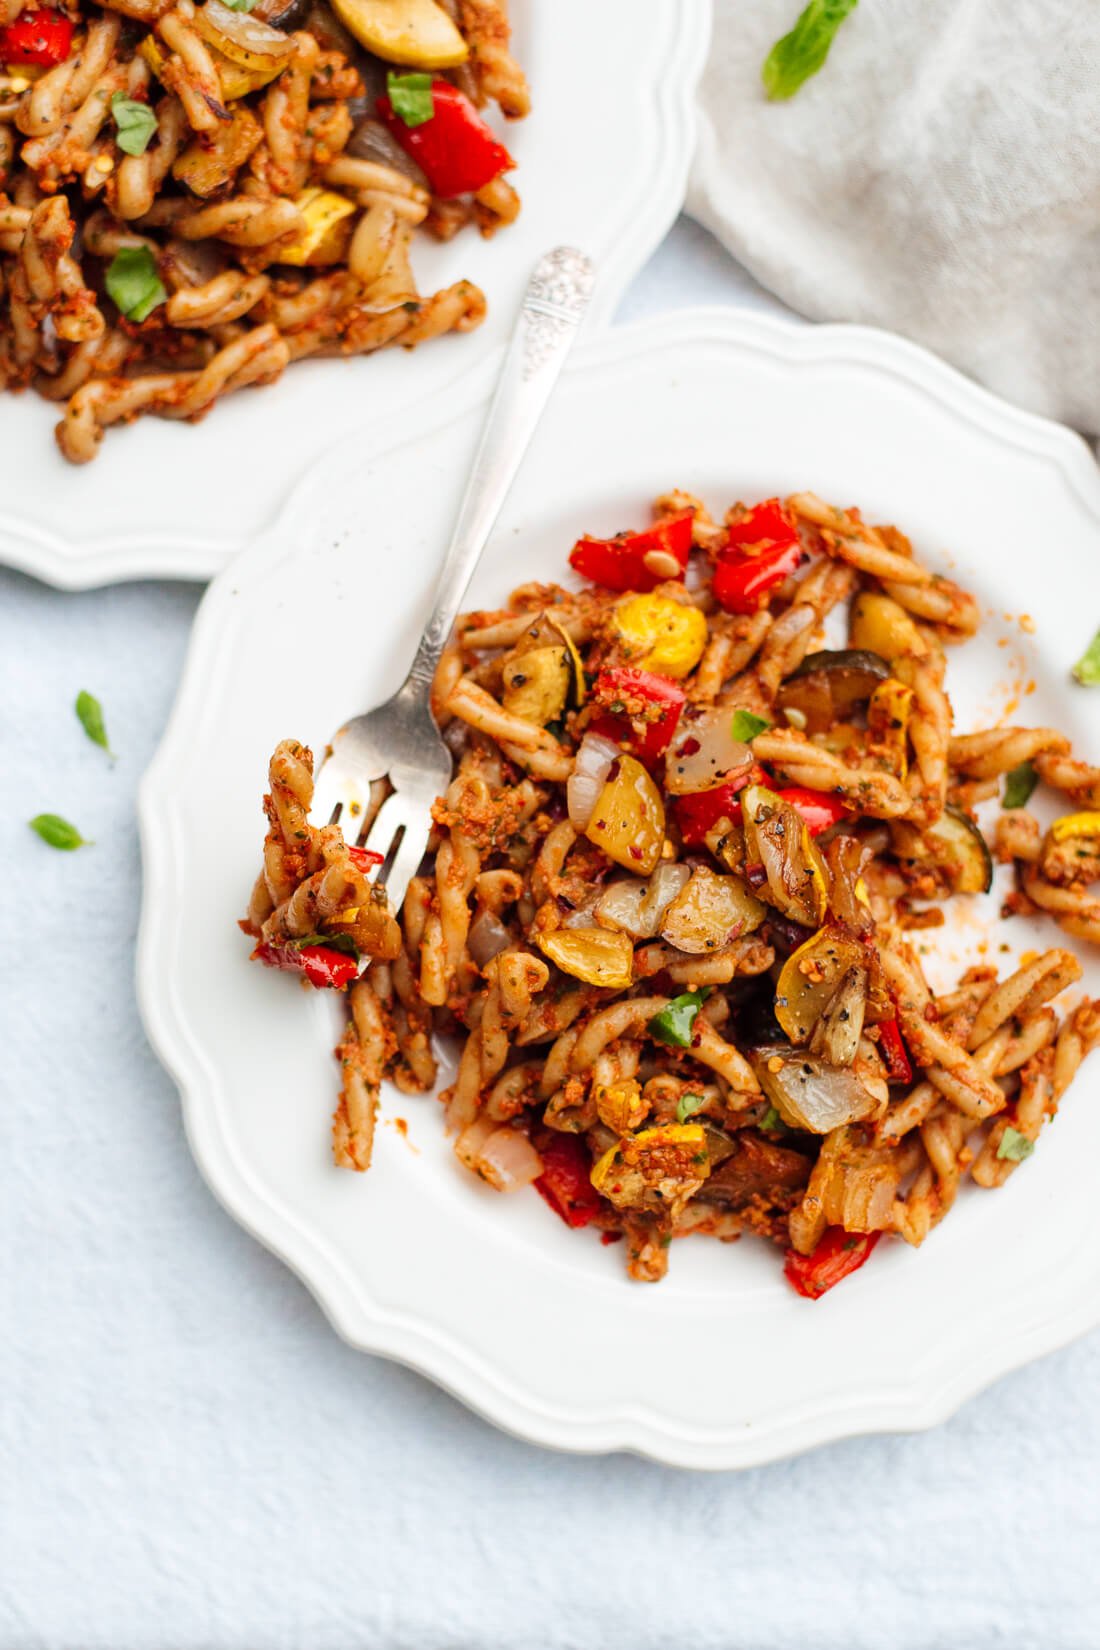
0;0;526;460
241;491;1100;1298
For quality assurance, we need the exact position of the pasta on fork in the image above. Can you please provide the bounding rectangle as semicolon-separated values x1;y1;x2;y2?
242;490;1100;1299
0;0;526;459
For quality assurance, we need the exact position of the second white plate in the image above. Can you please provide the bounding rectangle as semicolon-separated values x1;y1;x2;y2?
1;0;709;588
139;309;1100;1468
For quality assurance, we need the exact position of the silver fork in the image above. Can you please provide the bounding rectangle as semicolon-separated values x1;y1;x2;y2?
309;246;596;917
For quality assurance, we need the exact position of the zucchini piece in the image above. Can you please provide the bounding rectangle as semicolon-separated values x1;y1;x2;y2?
776;648;891;733
849;592;923;662
896;804;993;894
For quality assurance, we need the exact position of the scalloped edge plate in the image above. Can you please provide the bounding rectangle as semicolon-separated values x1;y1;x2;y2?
138;308;1100;1468
0;0;710;590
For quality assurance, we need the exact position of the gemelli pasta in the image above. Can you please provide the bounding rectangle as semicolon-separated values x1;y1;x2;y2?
241;491;1100;1298
0;0;526;460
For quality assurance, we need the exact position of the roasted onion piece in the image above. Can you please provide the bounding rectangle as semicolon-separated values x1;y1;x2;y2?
752;1049;882;1134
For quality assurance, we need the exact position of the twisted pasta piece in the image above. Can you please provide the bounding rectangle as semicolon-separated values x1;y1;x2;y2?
334;978;390;1171
56;323;291;462
752;730;911;817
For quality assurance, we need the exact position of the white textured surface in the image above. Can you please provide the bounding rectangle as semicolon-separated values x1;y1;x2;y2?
3;221;1100;1645
691;0;1100;434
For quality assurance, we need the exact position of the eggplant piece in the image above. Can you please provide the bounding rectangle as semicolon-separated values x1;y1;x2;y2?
173;106;263;198
776;648;891;733
251;0;311;28
346;116;432;185
696;1129;812;1209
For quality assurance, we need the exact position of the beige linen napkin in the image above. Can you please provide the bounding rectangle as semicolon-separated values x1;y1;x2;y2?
689;0;1100;434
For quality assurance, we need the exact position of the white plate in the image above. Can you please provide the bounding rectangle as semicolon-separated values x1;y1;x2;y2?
0;0;709;590
138;309;1100;1469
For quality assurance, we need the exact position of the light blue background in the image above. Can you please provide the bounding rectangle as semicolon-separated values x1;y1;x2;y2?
3;222;1098;1648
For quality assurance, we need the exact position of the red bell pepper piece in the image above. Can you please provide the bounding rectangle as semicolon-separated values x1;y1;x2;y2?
347;845;384;873
253;940;359;990
568;511;693;593
773;785;849;835
877;1018;913;1084
0;7;73;65
377;80;513;199
713;539;805;614
675;775;844;847
674;771;757;845
590;666;685;765
784;1228;881;1300
534;1135;604;1229
724;497;798;552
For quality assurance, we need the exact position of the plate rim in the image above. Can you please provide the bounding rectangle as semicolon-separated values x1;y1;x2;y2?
137;305;1100;1469
0;0;711;592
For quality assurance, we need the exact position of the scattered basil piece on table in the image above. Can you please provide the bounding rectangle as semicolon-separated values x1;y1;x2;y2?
29;814;90;851
1072;626;1100;686
762;0;859;101
75;690;113;756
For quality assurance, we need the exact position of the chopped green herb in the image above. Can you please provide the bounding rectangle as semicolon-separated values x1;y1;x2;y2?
675;1092;707;1123
105;246;166;323
386;70;434;128
290;932;360;960
220;0;258;11
1072;626;1100;687
730;709;770;742
760;1104;785;1132
762;0;859;101
75;690;113;756
997;1126;1035;1163
1002;760;1038;810
648;988;710;1049
29;813;90;851
110;93;157;156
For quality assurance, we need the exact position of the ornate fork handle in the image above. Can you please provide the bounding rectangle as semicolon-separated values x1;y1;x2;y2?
403;247;596;698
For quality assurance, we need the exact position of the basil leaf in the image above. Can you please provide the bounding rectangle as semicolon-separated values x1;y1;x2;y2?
730;709;770;742
1002;760;1038;810
29;813;90;851
75;689;113;756
760;1104;785;1132
648;988;710;1049
105;246;166;323
386;70;434;128
220;0;258;10
675;1092;707;1124
762;0;858;101
1072;626;1100;687
290;932;360;960
996;1126;1035;1163
110;93;157;156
